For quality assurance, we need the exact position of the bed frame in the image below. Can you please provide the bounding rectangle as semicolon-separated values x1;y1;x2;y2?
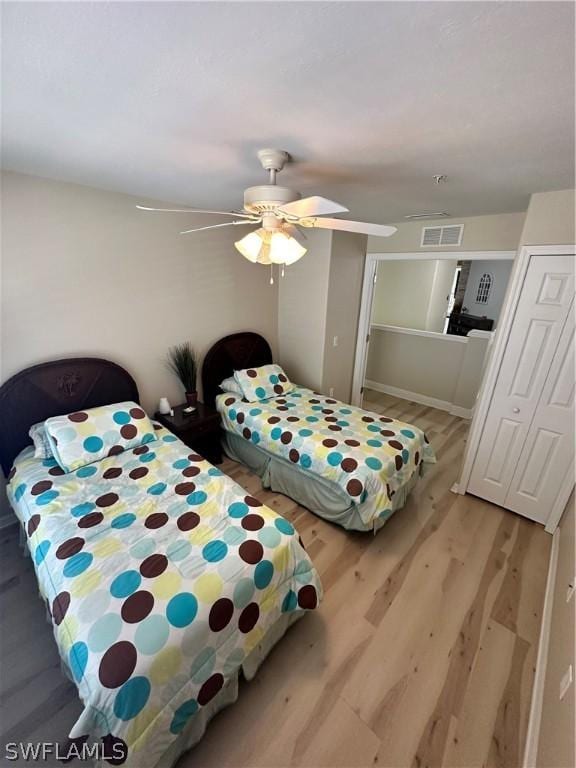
0;357;139;476
202;331;272;407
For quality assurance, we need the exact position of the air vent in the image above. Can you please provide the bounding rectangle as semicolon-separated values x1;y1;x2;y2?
404;212;449;220
421;224;463;247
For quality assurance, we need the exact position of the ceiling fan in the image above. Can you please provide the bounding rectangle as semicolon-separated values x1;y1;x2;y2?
137;149;397;270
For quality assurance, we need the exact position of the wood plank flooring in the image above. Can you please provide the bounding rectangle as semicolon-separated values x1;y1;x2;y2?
0;391;551;767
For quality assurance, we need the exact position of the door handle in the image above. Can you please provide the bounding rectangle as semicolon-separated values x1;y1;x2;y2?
512;407;520;414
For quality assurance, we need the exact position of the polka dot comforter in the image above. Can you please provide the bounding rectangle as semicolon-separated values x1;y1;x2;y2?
216;387;436;530
7;424;321;767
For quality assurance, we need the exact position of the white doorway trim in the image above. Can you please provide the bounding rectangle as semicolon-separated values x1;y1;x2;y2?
367;250;516;261
455;244;576;534
351;250;516;407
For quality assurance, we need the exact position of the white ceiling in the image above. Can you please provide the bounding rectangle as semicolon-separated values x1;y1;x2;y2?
1;2;574;223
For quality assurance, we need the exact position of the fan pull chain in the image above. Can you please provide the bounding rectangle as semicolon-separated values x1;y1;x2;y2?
281;264;285;278
270;265;274;285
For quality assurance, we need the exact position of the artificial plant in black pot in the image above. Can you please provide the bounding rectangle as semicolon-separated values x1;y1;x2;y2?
167;342;198;406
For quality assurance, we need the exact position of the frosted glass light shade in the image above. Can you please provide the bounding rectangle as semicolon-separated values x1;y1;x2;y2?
235;228;306;266
268;231;307;265
234;230;268;263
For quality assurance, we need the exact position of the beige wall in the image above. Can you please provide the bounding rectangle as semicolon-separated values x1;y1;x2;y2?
372;260;438;329
0;173;279;404
537;494;575;768
277;230;332;391
277;230;366;402
368;211;525;253
452;335;493;410
520;189;576;246
365;328;490;411
366;329;465;402
322;232;367;402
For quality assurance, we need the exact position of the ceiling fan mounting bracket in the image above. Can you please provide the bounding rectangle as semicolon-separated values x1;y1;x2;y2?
257;148;290;173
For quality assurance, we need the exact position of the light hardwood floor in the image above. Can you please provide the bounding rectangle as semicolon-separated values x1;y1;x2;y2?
0;391;551;767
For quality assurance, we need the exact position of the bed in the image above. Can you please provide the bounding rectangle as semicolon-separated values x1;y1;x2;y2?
203;333;436;533
0;357;321;768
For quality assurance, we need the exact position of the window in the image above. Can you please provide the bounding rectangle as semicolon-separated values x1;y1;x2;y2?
476;272;492;304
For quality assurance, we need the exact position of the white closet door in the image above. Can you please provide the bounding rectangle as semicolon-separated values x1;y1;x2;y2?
504;302;574;523
468;254;575;509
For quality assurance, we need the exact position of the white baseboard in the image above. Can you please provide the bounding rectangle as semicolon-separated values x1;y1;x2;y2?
523;528;560;768
364;380;473;419
449;404;473;419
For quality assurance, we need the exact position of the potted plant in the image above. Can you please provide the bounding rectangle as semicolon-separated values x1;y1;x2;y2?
167;341;198;406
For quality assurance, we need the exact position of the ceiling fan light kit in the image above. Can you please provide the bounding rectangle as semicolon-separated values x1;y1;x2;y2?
235;228;307;266
137;148;397;271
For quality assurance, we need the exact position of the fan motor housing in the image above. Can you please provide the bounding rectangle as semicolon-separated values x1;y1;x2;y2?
243;185;301;214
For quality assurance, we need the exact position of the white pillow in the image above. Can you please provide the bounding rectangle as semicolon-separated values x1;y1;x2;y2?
29;422;54;460
219;376;244;397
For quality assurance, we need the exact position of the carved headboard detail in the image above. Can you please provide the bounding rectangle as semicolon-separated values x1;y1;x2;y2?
0;357;139;475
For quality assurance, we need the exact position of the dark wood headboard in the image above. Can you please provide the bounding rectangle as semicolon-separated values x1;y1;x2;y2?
0;357;139;476
202;332;273;407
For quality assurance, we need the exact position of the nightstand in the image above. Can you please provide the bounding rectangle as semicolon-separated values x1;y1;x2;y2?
154;402;222;465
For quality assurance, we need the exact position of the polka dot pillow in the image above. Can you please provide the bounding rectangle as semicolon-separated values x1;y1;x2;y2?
44;401;156;473
234;364;294;402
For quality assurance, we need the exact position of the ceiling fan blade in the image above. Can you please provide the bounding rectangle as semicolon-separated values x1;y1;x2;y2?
137;205;258;220
180;220;259;235
277;196;348;219
301;217;397;237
